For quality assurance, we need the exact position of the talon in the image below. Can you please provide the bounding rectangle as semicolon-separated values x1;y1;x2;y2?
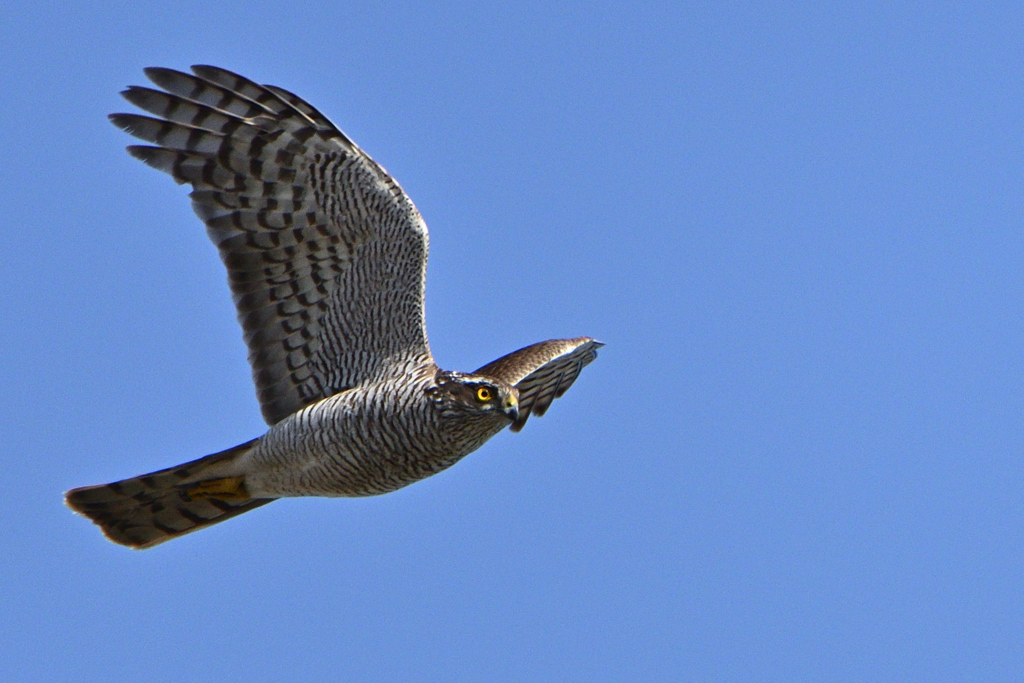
186;477;249;501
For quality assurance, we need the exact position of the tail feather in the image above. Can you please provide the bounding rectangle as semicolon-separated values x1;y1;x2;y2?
65;439;275;549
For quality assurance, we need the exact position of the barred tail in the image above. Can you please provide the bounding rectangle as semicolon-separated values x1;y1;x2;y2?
65;439;274;549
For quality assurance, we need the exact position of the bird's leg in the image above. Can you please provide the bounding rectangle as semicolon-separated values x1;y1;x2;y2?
186;477;250;501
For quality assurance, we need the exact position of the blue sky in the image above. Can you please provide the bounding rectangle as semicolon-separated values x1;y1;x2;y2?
2;2;1022;680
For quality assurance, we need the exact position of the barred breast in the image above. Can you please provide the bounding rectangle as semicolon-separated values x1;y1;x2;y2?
238;365;507;497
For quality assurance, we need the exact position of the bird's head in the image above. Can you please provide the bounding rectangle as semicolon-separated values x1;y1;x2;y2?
428;371;519;424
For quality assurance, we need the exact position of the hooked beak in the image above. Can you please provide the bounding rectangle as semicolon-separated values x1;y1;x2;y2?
502;394;519;423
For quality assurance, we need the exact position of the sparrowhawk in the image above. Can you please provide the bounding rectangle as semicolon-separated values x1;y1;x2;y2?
65;66;602;549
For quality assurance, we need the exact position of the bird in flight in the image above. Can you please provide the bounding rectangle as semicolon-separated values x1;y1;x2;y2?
66;66;602;549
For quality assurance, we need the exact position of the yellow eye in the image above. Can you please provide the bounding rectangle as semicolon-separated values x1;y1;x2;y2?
476;387;493;402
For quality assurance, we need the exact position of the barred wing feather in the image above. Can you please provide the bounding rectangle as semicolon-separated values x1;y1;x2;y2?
111;66;430;425
475;338;603;432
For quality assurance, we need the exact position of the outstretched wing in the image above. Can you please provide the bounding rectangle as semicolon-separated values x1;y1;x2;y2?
111;66;431;425
475;338;603;432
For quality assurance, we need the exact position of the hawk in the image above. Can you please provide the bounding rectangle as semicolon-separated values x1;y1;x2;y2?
65;66;602;549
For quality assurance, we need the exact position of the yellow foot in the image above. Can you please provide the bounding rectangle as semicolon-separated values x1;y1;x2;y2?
186;477;249;502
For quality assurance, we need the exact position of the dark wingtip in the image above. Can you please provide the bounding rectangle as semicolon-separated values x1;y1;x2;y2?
108;112;139;133
124;144;160;162
142;65;174;80
119;85;150;105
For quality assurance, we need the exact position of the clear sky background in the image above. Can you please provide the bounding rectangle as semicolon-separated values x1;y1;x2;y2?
2;2;1022;681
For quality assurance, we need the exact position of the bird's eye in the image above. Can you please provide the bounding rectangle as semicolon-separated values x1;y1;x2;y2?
476;387;493;402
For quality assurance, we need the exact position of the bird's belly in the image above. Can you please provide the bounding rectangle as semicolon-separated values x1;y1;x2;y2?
238;378;513;498
241;397;486;498
246;438;471;498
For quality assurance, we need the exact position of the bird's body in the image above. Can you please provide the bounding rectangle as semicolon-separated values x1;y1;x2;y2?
66;65;602;549
240;365;512;498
